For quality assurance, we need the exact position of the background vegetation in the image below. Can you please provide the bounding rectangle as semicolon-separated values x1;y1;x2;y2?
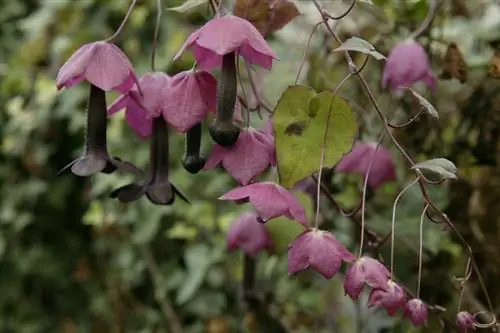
1;0;500;332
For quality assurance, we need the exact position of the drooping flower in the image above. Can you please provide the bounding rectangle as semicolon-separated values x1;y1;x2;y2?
227;211;273;256
110;117;189;205
219;182;307;225
335;141;397;189
108;72;170;138
368;280;406;316
403;298;428;327
288;229;356;279
56;41;138;93
382;39;436;92
67;84;140;177
174;15;278;147
161;70;217;133
174;15;278;70
203;128;274;185
344;257;391;301
456;311;476;332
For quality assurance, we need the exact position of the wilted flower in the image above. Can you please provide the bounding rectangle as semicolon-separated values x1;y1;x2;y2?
108;72;170;138
403;298;428;327
56;41;138;93
456;311;476;332
174;15;278;70
382;39;436;92
110;117;188;205
203;127;275;185
344;257;391;301
288;229;356;279
335;141;397;189
227;211;273;256
219;181;307;225
368;280;406;316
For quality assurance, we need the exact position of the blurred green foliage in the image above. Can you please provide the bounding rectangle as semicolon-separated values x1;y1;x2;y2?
1;0;500;332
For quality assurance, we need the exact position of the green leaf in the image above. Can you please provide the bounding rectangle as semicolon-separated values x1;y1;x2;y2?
412;158;457;180
405;87;439;119
273;85;357;189
167;0;206;13
176;244;213;305
334;37;386;60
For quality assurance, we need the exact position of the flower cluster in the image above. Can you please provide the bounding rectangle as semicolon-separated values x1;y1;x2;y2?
55;4;482;331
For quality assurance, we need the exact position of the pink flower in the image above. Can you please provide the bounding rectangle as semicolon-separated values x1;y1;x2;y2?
219;181;308;225
203;128;274;185
368;280;406;316
382;39;436;92
288;229;356;279
56;41;138;93
227;211;273;256
403;298;428;327
174;15;278;70
108;72;170;138
344;257;391;300
335;141;397;189
162;70;217;133
456;311;476;332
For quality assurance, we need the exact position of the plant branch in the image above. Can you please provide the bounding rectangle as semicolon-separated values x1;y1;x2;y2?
311;0;496;325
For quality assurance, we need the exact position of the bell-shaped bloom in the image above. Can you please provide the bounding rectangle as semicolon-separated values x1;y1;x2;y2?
335;141;397;189
203;128;274;185
227;211;273;256
67;84;140;177
403;298;428;327
110;117;188;205
219;181;307;225
108;72;170;138
456;311;476;332
344;257;391;301
56;41;138;93
174;15;278;71
382;39;436;92
288;229;356;279
162;70;217;133
368;280;406;316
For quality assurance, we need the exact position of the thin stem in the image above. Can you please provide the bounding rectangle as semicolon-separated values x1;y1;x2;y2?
106;0;137;42
244;61;273;114
409;0;439;40
358;132;386;257
417;204;429;298
151;0;162;71
314;72;356;229
390;177;419;276
323;0;356;20
295;22;322;84
388;109;423;128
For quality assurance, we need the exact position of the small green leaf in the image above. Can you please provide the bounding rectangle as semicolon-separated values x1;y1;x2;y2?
334;37;386;60
406;87;439;119
176;244;212;304
167;0;206;13
412;158;457;180
273;85;357;189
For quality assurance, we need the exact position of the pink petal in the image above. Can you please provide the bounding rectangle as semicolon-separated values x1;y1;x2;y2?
162;70;217;133
276;186;308;226
220;129;272;185
125;102;153;139
108;94;130;116
203;144;227;170
227;211;272;256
